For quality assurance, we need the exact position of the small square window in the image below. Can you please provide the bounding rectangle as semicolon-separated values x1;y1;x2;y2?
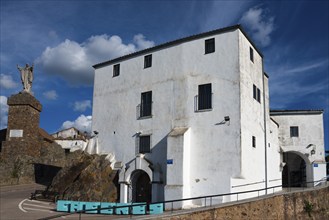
205;38;215;54
139;135;151;153
290;126;299;137
252;136;256;148
144;54;152;68
250;47;254;62
113;64;120;77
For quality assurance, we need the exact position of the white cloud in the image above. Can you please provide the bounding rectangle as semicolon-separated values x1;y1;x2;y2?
0;74;18;89
202;1;252;32
43;90;58;100
60;114;92;134
73;100;91;112
240;7;275;47
133;34;155;50
0;96;8;129
36;34;155;85
284;59;328;74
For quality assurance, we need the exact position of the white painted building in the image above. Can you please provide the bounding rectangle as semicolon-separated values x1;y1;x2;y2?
270;110;326;187
51;127;88;152
91;25;325;207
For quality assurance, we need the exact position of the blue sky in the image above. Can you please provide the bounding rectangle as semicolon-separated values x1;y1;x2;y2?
1;0;328;150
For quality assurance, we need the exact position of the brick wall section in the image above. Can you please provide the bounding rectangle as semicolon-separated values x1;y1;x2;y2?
154;186;329;220
1;93;43;157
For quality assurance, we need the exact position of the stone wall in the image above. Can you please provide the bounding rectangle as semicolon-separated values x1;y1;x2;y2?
1;93;43;158
0;141;67;186
154;186;329;220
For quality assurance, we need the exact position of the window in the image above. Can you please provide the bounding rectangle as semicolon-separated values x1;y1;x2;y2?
205;38;215;54
197;83;212;110
253;84;261;103
144;54;152;68
140;91;152;117
113;64;120;77
252;136;256;148
290;126;299;137
250;47;254;62
139;135;151;153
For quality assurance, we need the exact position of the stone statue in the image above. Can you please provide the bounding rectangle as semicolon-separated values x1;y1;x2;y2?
17;64;33;93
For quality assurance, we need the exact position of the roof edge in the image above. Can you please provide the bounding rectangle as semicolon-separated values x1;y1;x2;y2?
270;109;324;116
93;24;263;69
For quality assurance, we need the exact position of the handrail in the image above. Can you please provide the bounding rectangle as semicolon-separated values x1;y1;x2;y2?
38;177;328;220
231;180;265;188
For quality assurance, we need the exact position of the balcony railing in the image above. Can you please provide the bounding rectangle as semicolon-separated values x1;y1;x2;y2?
136;103;152;119
194;93;213;112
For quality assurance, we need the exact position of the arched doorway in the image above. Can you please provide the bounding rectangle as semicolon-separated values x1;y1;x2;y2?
131;170;152;203
282;152;307;187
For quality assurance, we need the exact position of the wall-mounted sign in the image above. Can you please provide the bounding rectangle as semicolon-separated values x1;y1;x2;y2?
9;129;23;137
167;159;173;165
313;163;318;167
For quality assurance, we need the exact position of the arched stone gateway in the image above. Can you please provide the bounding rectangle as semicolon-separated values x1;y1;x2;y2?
282;151;311;187
131;170;152;203
118;154;163;203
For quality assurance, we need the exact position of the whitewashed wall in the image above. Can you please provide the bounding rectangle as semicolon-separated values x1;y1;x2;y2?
52;128;80;139
54;140;87;152
92;28;282;205
271;112;326;184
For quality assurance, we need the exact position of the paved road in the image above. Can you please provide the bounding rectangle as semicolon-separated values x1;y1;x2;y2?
0;184;127;220
0;183;52;220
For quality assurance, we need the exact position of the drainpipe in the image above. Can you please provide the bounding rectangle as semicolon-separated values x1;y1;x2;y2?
262;60;268;194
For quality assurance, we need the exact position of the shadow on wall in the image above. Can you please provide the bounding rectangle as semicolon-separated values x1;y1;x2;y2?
34;163;62;186
139;133;168;202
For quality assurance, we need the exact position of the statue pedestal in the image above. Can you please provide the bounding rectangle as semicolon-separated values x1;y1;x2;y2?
1;92;43;158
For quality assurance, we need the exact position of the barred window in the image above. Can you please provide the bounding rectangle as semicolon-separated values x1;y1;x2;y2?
139;135;151;153
140;91;152;117
198;83;212;110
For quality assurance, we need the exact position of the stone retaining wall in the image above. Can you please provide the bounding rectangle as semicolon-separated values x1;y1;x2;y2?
155;186;329;220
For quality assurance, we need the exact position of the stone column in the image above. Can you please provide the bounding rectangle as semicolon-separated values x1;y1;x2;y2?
1;92;43;158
